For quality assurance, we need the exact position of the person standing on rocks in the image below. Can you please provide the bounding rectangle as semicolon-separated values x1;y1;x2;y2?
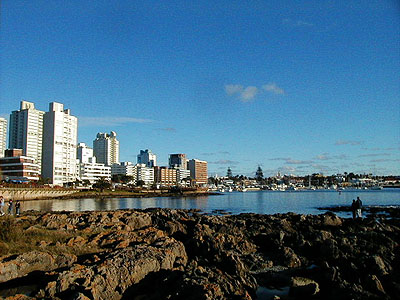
356;196;363;218
15;200;21;216
0;196;5;216
8;199;13;215
351;199;357;219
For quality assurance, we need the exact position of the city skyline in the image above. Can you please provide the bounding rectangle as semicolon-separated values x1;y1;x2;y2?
1;1;399;176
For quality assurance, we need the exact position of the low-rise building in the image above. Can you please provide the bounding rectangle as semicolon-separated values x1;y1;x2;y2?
176;168;191;184
0;149;40;182
78;157;111;184
111;162;137;184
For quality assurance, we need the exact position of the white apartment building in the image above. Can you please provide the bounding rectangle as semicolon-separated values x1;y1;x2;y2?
136;163;154;186
0;117;7;158
176;168;191;183
76;142;111;184
137;149;157;167
93;131;119;165
78;157;111;184
8;101;44;170
111;161;137;184
111;161;137;176
77;142;94;163
42;102;78;186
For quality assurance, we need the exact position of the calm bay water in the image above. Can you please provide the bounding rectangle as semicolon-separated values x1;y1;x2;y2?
20;189;400;218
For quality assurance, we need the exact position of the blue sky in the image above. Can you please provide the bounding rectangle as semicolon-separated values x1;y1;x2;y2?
1;0;399;176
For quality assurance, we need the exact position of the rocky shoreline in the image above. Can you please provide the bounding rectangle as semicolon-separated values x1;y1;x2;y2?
0;209;399;299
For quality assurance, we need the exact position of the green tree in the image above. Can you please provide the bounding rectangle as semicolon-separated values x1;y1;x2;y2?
227;167;233;178
256;166;264;182
136;180;145;187
93;178;111;192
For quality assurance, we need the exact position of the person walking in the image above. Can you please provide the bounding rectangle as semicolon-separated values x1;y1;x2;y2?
15;200;21;216
351;199;357;219
0;196;5;216
356;196;363;218
8;199;13;215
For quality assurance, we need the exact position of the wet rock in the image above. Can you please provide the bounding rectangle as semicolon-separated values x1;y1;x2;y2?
370;255;390;276
289;276;320;297
366;274;386;295
281;247;302;268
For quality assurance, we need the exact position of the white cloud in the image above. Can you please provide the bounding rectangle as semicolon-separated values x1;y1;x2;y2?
359;153;391;158
370;158;400;163
296;21;314;27
79;116;153;127
241;86;258;101
210;159;239;165
262;83;285;95
156;127;176;132
314;153;348;161
315;154;329;161
285;159;314;165
269;157;291;161
225;84;243;95
225;82;285;102
225;84;258;102
335;140;364;146
282;18;314;27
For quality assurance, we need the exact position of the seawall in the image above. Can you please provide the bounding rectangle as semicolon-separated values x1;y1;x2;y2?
0;188;78;200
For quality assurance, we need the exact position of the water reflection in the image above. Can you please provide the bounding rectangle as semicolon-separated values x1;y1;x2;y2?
20;190;400;217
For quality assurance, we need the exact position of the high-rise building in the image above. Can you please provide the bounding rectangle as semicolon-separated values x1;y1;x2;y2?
42;102;78;185
188;159;208;186
8;101;44;170
93;131;119;166
169;153;187;169
0;117;7;158
137;149;157;167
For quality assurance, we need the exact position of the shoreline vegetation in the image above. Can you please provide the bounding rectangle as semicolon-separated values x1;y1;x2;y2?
0;208;398;299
